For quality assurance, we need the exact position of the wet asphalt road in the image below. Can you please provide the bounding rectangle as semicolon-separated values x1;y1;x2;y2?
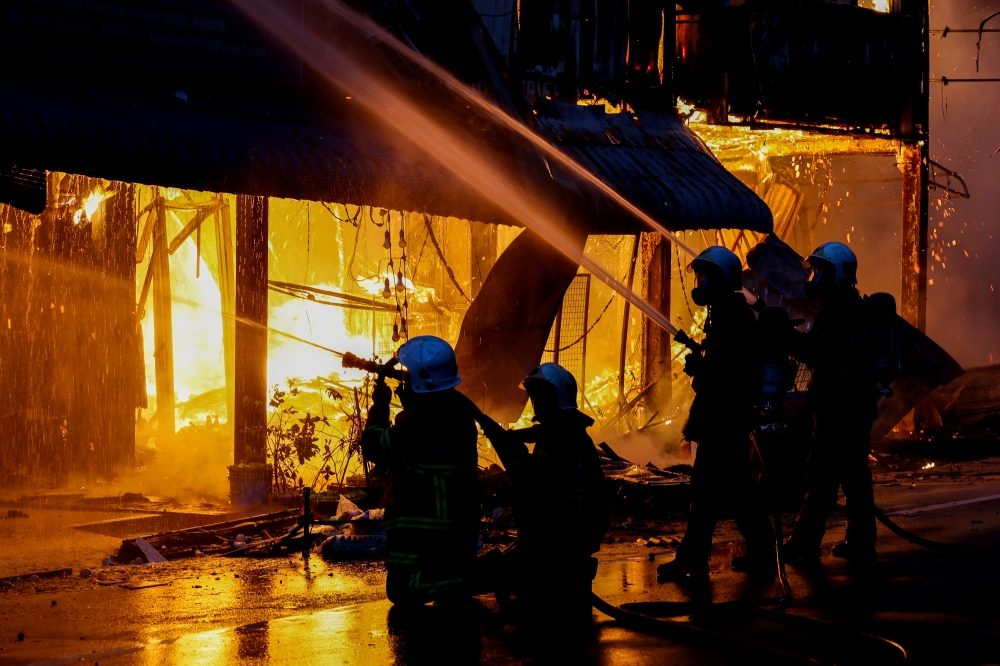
3;465;1000;665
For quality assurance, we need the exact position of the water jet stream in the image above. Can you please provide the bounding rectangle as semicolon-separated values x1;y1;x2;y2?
315;0;699;257
232;0;681;335
1;251;347;360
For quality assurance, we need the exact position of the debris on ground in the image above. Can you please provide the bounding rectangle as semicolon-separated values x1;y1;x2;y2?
599;442;691;517
115;509;301;562
315;533;387;558
8;492;153;510
135;537;168;563
0;568;72;586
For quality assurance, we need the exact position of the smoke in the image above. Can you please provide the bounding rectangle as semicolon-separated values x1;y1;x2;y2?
596;378;695;468
927;1;1000;367
602;430;687;469
130;422;233;502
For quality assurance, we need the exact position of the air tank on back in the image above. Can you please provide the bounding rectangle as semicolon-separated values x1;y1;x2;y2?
757;306;799;409
865;292;900;398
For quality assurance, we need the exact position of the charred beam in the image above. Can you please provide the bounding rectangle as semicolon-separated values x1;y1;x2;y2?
641;232;672;411
102;182;138;473
900;144;928;332
234;195;268;465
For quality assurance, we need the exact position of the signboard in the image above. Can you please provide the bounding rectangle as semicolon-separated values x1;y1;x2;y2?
0;0;302;83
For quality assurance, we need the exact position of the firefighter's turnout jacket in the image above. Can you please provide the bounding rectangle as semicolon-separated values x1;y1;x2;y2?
787;286;878;557
478;408;609;605
361;385;480;605
683;290;760;442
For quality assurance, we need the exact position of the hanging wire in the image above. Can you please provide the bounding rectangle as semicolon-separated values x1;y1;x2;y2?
345;207;381;288
399;212;409;341
976;10;1000;71
321;201;361;226
422;213;471;303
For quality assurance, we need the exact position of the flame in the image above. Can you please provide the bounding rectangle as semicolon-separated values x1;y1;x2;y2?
675;98;707;124
576;97;631;115
873;0;889;12
922;461;935;470
72;187;115;225
141;207;226;413
267;287;374;387
687;122;899;172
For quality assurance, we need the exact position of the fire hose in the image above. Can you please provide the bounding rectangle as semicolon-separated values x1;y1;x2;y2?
590;594;908;665
275;471;906;663
874;505;1000;555
585;510;906;665
587;498;991;664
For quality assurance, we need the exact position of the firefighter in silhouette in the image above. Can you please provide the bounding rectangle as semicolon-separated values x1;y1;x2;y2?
361;336;480;605
657;246;774;580
783;242;878;563
474;363;609;616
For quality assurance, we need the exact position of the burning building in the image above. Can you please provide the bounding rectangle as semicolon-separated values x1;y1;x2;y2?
0;0;954;498
490;0;964;426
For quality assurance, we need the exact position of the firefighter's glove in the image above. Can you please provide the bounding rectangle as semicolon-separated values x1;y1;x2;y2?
475;410;507;442
683;352;704;377
371;378;393;408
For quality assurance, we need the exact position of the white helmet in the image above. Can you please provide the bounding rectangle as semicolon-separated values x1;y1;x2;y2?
397;336;461;393
804;242;858;287
688;246;743;292
520;363;578;410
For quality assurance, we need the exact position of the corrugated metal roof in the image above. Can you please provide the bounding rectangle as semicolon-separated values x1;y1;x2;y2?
534;102;774;233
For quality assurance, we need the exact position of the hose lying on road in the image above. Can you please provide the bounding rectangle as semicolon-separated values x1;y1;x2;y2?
590;593;826;665
874;505;1000;555
591;594;909;666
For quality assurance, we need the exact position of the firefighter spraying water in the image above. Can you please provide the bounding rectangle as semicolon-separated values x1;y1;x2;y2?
657;246;775;580
357;336;481;605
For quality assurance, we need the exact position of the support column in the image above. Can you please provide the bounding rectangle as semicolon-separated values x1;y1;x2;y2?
151;195;176;437
641;232;672;411
900;0;929;333
102;183;138;473
900;143;927;331
0;203;36;482
234;195;268;465
618;235;640;406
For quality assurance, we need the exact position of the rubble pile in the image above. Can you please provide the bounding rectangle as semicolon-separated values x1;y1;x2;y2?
115;509;301;563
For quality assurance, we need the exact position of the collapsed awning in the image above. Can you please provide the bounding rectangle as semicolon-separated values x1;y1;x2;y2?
0;79;772;234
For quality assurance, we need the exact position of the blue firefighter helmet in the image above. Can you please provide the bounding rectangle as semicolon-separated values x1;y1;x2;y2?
521;363;578;410
397;336;461;393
